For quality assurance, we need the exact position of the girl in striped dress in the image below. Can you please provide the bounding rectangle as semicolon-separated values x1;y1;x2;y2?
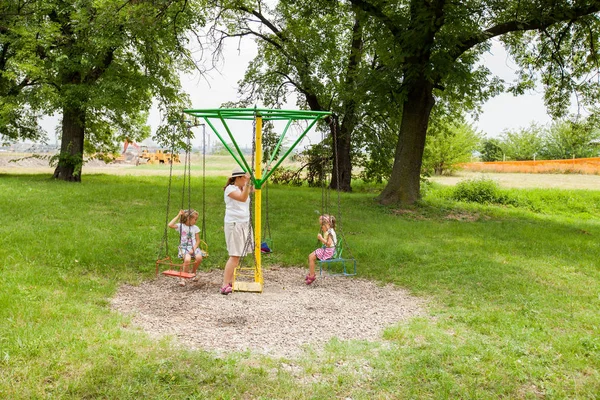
305;214;337;285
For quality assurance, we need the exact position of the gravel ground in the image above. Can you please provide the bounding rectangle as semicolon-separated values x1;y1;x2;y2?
111;267;425;359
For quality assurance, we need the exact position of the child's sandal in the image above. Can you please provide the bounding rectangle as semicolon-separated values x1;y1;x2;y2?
305;275;316;285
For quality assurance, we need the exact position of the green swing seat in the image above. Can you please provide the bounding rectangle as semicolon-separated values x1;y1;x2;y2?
317;238;357;276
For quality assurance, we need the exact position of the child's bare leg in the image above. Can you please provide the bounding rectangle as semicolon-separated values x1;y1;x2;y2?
192;255;202;273
223;256;239;286
178;255;192;286
308;252;317;277
182;254;192;273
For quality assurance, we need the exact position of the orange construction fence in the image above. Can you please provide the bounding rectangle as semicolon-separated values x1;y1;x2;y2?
459;157;600;174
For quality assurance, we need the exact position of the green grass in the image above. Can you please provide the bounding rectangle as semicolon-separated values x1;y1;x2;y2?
1;173;599;398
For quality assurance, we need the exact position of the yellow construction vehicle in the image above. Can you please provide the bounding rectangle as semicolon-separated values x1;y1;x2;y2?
138;147;180;165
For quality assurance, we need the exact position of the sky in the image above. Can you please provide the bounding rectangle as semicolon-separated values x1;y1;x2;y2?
40;38;554;149
473;39;553;136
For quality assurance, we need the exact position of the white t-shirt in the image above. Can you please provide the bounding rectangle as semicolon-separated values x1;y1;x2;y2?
325;228;337;248
224;185;250;223
174;223;200;250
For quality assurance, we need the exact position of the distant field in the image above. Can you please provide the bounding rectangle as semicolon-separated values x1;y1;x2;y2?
460;157;600;174
2;152;600;190
0;153;300;177
430;170;600;190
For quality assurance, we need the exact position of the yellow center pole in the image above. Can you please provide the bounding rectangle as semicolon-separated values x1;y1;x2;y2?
254;116;263;288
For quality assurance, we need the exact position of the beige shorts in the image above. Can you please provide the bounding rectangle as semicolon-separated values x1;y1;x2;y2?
224;222;253;257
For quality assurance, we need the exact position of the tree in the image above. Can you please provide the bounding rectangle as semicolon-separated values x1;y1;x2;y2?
0;1;46;143
480;138;504;162
541;117;600;159
213;0;369;191
422;119;481;175
2;0;206;181
500;123;544;160
349;0;600;204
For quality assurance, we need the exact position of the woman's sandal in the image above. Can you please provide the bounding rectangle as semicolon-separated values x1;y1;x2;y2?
220;283;233;295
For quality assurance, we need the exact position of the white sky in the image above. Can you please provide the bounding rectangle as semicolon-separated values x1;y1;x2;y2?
473;39;552;136
41;38;554;148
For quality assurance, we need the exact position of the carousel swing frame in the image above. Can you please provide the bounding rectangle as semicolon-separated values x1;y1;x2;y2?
182;108;331;292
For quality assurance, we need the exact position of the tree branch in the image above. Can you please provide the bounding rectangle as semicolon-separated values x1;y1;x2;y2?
451;3;600;61
348;0;404;38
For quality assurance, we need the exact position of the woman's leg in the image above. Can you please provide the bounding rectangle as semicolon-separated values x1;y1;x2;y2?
223;256;239;286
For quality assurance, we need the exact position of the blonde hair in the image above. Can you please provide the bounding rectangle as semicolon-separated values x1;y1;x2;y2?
180;209;199;225
321;214;336;229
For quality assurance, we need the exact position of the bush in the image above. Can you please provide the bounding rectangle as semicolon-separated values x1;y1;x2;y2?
451;178;518;206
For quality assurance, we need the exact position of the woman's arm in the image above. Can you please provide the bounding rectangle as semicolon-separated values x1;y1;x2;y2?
227;181;252;202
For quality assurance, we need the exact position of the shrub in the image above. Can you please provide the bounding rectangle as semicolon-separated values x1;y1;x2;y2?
451;178;518;206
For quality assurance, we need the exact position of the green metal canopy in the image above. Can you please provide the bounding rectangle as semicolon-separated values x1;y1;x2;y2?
184;108;331;121
182;108;331;188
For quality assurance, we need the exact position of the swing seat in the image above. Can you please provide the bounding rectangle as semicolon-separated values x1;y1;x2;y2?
162;270;197;279
317;238;357;276
155;256;201;280
261;241;272;253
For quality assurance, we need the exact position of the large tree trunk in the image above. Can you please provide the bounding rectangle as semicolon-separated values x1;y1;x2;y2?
329;12;363;193
330;114;353;192
377;79;435;205
53;105;85;182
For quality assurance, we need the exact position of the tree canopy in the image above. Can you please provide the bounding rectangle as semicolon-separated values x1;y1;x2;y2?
1;0;206;180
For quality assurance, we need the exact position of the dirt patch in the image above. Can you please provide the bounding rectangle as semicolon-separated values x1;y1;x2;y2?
444;211;487;222
111;267;425;359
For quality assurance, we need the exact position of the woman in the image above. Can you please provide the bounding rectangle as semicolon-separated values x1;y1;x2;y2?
221;166;253;295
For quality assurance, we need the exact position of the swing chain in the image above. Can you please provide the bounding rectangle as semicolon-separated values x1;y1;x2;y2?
201;123;207;242
237;115;257;267
330;114;354;259
179;127;194;249
157;126;178;260
263;178;271;242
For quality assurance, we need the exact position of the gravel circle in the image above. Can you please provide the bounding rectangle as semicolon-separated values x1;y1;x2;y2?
111;267;426;358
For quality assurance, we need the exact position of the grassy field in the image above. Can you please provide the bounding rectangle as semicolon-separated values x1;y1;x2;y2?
1;171;599;398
